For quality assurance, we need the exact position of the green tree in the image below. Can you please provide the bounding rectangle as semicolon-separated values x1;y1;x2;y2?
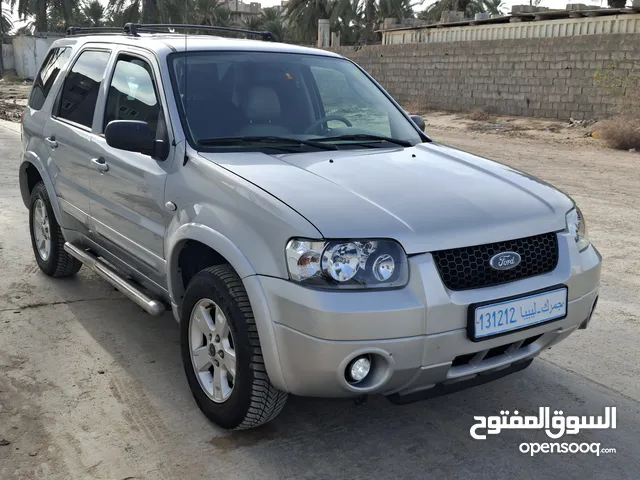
82;0;105;25
191;0;232;26
240;14;264;31
482;0;505;15
378;0;416;22
261;7;288;41
285;0;332;44
418;0;483;24
11;0;80;32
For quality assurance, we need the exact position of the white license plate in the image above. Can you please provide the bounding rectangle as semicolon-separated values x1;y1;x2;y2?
471;287;568;340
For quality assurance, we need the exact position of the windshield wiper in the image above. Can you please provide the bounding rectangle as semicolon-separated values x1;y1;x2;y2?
197;136;339;151
313;134;412;147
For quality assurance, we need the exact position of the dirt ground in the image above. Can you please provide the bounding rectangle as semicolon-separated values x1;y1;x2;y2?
1;88;640;479
0;76;30;122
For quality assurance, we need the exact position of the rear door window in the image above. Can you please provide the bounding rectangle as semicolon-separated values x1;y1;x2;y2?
56;50;111;128
28;47;72;111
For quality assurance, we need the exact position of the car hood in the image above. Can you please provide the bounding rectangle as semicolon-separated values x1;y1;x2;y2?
198;142;573;254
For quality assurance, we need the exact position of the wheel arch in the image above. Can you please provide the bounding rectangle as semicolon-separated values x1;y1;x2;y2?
167;223;258;312
19;158;64;224
167;224;289;392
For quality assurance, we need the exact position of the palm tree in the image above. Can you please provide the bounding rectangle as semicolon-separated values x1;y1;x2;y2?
261;7;288;41
240;14;264;31
285;0;332;45
331;0;363;44
191;0;232;26
378;0;416;22
483;0;505;15
106;0;141;25
1;4;14;34
11;0;79;32
419;0;483;23
82;0;105;25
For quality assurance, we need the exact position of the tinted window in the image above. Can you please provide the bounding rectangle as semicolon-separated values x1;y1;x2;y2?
310;66;391;137
104;55;160;133
169;52;422;147
57;50;111;128
28;47;72;110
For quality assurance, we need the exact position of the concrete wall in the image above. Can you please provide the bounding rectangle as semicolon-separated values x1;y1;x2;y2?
383;14;640;45
12;36;60;79
2;44;14;71
333;33;640;120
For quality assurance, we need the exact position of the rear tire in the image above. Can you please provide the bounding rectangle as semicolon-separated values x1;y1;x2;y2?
180;265;288;430
29;182;82;277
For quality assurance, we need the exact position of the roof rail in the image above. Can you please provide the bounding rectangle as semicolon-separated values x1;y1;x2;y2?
123;23;279;42
66;26;124;36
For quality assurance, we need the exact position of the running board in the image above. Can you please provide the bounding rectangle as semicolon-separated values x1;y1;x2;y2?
64;242;165;316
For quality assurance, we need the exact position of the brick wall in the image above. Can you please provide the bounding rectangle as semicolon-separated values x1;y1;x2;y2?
331;34;640;120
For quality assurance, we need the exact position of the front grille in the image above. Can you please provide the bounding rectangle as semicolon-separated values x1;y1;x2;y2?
432;232;558;291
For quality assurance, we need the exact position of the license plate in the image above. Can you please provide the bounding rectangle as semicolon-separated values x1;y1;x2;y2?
468;286;568;341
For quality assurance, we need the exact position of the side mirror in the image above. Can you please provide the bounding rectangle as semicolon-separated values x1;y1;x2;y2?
105;120;156;156
409;115;426;132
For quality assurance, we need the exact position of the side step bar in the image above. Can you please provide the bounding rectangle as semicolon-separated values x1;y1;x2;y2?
64;242;165;316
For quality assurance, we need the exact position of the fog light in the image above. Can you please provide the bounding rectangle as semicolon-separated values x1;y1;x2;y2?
348;356;371;383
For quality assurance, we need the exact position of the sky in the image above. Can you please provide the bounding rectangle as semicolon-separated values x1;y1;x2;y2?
2;0;607;31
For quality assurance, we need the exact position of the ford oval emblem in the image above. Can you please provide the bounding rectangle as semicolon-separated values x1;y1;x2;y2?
489;251;521;270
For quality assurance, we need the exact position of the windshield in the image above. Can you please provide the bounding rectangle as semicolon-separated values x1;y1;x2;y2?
168;51;424;151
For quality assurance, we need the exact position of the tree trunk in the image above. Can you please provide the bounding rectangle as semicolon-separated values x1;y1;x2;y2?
36;0;48;33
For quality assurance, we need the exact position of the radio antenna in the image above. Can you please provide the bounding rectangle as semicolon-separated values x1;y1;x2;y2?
183;0;189;166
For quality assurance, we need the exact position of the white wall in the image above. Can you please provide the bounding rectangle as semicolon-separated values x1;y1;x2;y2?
382;13;640;45
11;36;59;79
2;43;14;71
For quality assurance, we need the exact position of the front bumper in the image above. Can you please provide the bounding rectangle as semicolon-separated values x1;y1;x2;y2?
245;233;601;398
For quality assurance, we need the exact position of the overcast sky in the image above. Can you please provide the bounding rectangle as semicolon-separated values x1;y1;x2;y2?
2;0;606;29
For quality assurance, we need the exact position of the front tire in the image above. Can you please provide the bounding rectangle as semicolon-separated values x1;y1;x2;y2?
180;265;288;430
29;182;82;277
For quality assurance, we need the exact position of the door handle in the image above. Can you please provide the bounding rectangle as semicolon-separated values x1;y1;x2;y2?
45;136;58;148
91;157;109;172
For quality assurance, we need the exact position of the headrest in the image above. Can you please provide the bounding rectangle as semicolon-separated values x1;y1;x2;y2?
243;86;281;122
183;62;218;96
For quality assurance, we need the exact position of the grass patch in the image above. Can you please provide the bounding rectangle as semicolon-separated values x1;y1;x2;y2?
598;117;640;151
466;108;493;122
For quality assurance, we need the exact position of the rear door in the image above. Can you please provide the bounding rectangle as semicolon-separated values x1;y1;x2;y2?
88;47;175;287
43;47;112;227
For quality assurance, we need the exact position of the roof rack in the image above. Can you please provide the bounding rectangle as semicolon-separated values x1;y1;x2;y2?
123;23;278;42
65;23;279;42
66;26;124;36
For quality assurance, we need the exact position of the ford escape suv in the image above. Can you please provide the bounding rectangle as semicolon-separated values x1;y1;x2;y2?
19;23;601;430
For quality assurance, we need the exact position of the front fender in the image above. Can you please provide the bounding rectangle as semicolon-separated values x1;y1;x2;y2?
165;222;292;392
166;222;258;303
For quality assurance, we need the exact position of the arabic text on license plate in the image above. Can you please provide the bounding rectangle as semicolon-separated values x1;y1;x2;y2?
473;288;568;339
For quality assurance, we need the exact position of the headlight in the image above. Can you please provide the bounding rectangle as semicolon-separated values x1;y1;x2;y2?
285;238;408;289
566;207;590;251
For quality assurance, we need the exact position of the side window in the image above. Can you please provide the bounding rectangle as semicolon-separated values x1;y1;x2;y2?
104;55;160;134
56;50;111;128
28;47;72;110
310;66;391;136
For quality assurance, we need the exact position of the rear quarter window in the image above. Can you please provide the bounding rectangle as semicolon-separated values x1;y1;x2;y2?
28;47;72;111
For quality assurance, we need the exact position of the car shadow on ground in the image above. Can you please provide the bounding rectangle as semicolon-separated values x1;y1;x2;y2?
65;295;638;479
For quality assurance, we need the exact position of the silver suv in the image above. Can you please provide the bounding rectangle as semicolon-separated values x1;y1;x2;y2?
19;24;601;430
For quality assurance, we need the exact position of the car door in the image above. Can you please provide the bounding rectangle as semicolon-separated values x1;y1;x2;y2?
43;47;112;230
88;47;175;288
